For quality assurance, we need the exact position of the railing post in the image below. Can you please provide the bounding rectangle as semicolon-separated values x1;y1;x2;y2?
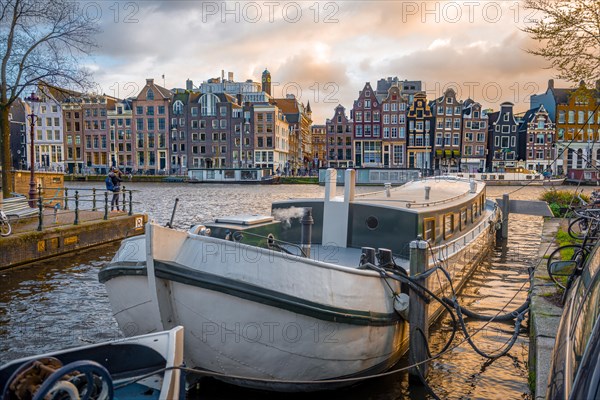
122;185;126;211
92;188;97;211
64;187;69;210
37;196;43;231
104;191;109;220
74;190;79;225
409;235;429;382
37;184;42;200
128;190;133;216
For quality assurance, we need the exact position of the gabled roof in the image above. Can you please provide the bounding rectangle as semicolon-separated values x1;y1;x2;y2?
172;92;189;105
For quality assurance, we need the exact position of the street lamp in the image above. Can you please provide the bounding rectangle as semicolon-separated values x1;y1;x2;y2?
25;92;40;207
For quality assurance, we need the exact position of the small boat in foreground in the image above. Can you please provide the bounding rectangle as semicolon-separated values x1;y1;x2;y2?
0;326;185;400
100;169;499;392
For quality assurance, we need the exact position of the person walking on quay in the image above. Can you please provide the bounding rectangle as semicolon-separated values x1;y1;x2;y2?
108;167;123;211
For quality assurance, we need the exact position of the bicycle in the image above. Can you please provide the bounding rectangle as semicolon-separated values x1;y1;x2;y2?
0;210;12;237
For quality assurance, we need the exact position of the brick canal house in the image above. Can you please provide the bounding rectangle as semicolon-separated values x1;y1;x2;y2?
253;102;290;171
378;83;408;168
555;81;600;180
310;124;327;169
8;98;27;171
487;102;521;171
406;92;434;171
431;88;463;173
108;99;134;173
273;95;312;172
132;79;172;174
461;100;488;173
325;104;353;168
519;105;555;174
352;82;383;167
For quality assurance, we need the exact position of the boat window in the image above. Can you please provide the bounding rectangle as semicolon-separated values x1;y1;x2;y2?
473;202;478;218
468;206;473;223
444;213;454;240
498;175;504;180
460;208;468;230
424;218;435;242
366;216;379;230
480;195;485;211
481;174;487;180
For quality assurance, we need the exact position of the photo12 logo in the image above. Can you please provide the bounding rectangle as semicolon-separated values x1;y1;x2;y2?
200;1;340;24
201;321;339;344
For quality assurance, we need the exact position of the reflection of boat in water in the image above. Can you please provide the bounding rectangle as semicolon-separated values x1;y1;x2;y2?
0;327;185;400
187;168;279;184
100;169;499;392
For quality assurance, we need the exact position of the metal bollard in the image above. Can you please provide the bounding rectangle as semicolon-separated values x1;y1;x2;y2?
408;235;429;382
74;190;79;225
37;196;43;231
92;188;97;211
104;191;109;220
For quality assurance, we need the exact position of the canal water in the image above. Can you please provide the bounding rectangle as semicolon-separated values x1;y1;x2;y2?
0;183;569;398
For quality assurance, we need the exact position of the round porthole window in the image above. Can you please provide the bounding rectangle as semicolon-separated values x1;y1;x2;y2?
366;216;379;230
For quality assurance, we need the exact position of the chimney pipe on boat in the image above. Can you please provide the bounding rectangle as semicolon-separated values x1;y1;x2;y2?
384;183;391;198
301;208;314;258
469;179;477;194
424;186;431;200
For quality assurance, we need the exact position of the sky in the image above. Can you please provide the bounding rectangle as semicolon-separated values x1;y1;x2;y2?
83;0;572;123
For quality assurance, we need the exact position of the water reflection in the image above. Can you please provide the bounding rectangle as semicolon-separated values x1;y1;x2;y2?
0;183;550;399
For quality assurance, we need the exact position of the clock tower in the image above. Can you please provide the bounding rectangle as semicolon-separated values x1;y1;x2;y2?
261;68;272;96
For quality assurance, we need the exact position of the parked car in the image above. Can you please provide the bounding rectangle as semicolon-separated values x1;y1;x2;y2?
547;243;600;399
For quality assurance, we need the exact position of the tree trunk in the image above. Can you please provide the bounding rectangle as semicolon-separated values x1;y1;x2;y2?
0;105;13;198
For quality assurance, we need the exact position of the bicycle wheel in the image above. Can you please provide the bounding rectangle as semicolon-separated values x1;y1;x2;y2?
567;216;598;240
546;244;589;289
0;219;11;237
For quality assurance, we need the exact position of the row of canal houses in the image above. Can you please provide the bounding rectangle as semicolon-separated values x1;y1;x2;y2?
317;78;600;175
9;70;314;175
8;73;600;177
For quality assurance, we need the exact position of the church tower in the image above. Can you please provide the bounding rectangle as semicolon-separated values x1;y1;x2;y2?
261;68;272;96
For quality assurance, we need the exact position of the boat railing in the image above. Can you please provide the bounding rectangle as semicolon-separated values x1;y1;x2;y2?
407;190;471;209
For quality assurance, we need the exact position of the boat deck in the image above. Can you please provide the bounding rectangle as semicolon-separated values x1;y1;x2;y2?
354;178;481;211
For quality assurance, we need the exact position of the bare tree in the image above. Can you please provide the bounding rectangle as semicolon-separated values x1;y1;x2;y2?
523;0;600;84
0;0;99;198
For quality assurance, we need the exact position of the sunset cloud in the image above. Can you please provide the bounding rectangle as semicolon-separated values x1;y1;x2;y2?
86;0;570;123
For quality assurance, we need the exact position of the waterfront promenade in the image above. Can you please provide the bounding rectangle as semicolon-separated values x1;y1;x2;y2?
0;194;147;270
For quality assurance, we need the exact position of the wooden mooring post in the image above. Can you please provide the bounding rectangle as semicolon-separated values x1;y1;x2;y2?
501;193;509;240
409;235;429;382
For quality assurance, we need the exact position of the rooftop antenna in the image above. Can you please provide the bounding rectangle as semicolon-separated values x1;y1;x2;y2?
162;74;165;87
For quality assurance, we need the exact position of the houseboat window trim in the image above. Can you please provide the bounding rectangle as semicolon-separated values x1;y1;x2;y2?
444;213;454;240
424;217;436;242
460;207;468;230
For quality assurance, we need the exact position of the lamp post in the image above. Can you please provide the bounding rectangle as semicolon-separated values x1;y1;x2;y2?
25;92;40;207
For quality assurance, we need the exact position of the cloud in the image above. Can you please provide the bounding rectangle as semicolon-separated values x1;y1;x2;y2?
85;0;565;123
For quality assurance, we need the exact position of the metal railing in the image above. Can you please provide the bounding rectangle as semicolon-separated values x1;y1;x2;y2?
1;185;139;233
